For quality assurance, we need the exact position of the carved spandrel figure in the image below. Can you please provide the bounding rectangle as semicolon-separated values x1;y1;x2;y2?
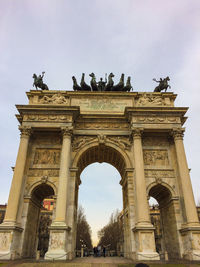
33;72;49;90
153;76;171;92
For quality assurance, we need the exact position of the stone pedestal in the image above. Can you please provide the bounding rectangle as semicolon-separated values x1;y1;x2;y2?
180;226;200;260
0;226;23;260
44;226;71;260
133;225;160;260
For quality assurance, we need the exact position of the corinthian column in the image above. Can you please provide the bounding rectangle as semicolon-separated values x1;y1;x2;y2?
132;128;150;225
53;127;72;225
4;126;31;225
131;128;159;261
173;128;199;225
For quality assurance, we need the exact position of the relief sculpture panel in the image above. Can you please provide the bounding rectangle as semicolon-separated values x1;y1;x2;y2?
0;233;11;251
136;93;171;107
33;149;60;165
49;232;65;250
143;149;169;166
39;93;69;104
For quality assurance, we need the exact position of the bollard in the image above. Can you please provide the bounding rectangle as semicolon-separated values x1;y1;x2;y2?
36;250;40;260
81;247;84;258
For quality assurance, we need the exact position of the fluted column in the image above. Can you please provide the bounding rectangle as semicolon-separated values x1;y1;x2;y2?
173;128;199;225
54;127;72;225
132;128;150;225
4;126;31;224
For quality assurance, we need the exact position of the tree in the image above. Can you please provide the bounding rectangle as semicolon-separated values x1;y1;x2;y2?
97;209;123;252
76;206;92;250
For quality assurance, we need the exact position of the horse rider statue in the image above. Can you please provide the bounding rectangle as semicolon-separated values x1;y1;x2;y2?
33;71;49;90
153;76;171;92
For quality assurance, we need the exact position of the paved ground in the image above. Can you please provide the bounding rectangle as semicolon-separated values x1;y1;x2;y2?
1;257;200;267
72;256;133;264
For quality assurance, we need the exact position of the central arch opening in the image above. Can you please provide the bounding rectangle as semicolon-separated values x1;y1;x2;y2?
75;144;127;257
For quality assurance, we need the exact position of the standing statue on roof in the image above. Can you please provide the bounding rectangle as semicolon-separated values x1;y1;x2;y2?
33;72;49;90
97;74;107;91
153;76;171;92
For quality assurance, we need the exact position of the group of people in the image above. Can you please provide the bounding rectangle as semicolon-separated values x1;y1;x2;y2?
93;246;106;257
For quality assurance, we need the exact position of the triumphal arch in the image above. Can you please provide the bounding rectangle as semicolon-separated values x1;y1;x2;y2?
0;90;200;261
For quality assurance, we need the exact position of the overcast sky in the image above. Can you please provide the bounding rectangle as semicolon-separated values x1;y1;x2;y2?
0;0;200;245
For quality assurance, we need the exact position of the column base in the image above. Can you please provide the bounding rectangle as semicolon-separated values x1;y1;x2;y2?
44;250;68;261
136;251;160;261
180;224;200;261
0;224;23;260
44;224;71;261
132;223;160;261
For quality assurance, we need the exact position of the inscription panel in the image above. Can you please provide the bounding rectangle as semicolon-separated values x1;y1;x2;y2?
71;97;132;113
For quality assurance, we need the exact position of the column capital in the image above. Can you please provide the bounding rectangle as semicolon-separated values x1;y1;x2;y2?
131;127;144;139
171;128;185;141
61;126;73;138
19;126;32;138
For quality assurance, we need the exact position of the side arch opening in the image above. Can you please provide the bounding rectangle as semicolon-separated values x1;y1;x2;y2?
149;184;180;260
22;183;55;258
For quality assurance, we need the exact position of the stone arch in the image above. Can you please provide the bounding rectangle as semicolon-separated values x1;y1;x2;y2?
28;180;57;198
71;141;130;257
147;181;176;201
148;183;181;260
72;140;132;174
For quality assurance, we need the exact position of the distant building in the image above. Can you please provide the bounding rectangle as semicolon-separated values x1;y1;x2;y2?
0;204;7;224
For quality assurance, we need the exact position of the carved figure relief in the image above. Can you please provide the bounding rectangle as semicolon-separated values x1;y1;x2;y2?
33;149;60;165
107;136;132;150
192;234;200;250
0;233;11;250
72;136;96;152
39;93;69;104
49;233;65;250
143;150;169;166
136;93;170;107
